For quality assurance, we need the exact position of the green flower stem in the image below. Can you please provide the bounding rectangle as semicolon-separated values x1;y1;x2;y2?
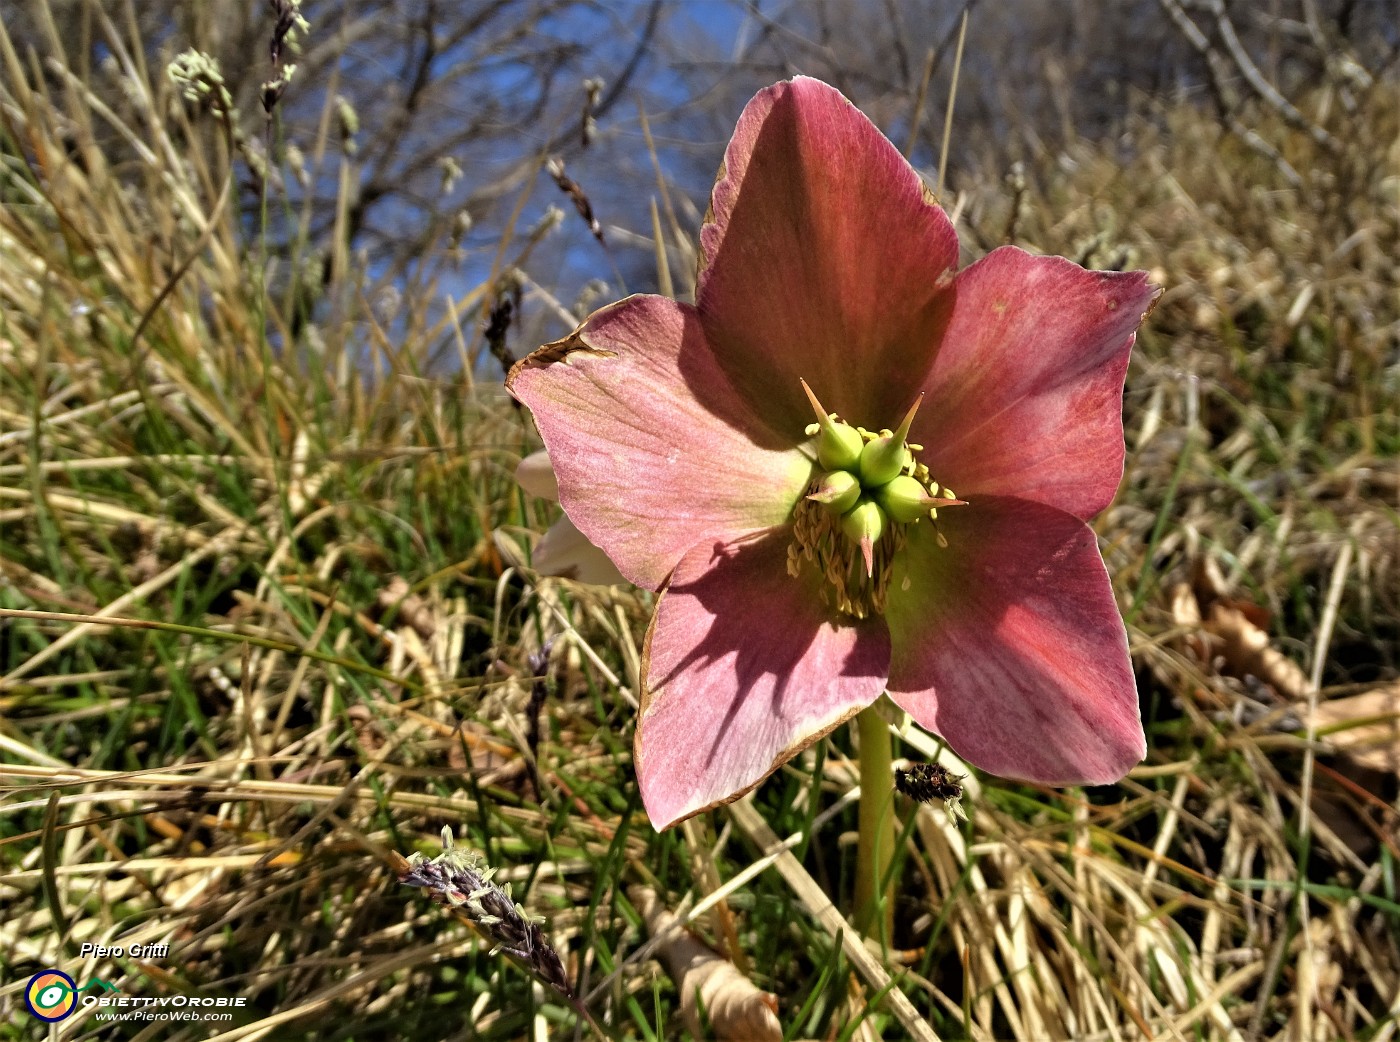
854;702;896;945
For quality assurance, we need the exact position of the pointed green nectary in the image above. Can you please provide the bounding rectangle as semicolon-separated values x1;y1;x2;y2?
858;394;922;487
876;475;968;522
808;469;862;516
801;379;864;471
875;474;938;523
840;497;886;576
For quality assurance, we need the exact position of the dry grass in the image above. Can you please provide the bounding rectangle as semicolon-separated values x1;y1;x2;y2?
1;7;1397;1041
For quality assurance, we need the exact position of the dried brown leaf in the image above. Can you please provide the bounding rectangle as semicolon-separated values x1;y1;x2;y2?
1309;683;1400;775
629;885;782;1042
1202;603;1310;700
1169;581;1218;685
1190;554;1230;605
1169;581;1202;629
377;576;436;639
347;704;387;756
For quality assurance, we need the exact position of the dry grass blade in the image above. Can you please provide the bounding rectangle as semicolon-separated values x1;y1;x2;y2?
728;798;942;1042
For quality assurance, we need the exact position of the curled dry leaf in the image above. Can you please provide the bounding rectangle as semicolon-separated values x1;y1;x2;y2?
1169;581;1201;629
346;705;387;757
1170;564;1309;701
377;576;436;639
1309;683;1400;775
629;885;781;1042
1202;602;1310;701
452;718;524;787
1190;553;1230;606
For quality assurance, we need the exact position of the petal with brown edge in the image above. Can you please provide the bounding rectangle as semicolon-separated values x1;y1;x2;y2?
508;295;813;591
884;498;1145;785
636;529;890;829
913;248;1158;520
697;76;959;434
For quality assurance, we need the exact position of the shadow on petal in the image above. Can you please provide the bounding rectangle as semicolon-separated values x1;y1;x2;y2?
636;528;890;828
885;498;1145;786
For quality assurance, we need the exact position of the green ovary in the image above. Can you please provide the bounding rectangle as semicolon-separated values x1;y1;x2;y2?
788;381;962;618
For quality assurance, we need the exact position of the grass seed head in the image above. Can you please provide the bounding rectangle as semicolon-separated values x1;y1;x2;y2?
399;828;573;999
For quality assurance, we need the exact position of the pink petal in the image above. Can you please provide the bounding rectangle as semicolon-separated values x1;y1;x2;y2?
884;497;1145;785
508;296;812;591
914;248;1158;520
636;531;890;829
697;77;959;432
532;516;628;586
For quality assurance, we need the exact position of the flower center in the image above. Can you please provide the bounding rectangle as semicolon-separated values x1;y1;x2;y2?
787;381;963;619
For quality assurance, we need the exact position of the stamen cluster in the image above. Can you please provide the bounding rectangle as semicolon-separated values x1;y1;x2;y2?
788;381;962;618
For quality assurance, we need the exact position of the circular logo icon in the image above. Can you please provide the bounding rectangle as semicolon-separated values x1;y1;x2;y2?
25;969;77;1022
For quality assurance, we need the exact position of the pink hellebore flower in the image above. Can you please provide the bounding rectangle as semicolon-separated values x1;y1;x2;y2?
508;77;1159;830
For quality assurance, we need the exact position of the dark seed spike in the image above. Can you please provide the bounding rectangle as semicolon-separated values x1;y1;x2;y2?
894;762;965;804
483;295;517;376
